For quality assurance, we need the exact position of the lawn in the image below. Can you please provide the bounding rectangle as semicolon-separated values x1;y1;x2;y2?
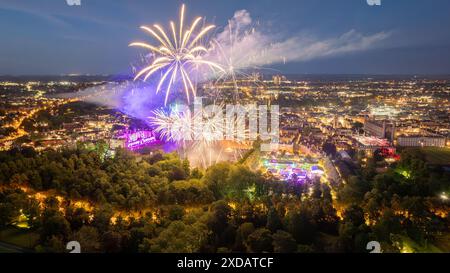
434;233;450;252
0;245;21;253
0;243;22;253
403;147;450;165
0;227;39;250
422;147;450;165
396;235;444;253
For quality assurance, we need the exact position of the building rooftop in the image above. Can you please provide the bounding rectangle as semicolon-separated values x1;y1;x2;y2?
354;136;391;147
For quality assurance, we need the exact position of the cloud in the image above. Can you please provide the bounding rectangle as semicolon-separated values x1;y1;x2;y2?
0;2;69;27
261;30;390;64
207;10;391;70
0;1;129;29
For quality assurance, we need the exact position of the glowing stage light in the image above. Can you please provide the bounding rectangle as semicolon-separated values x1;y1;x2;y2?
124;130;158;150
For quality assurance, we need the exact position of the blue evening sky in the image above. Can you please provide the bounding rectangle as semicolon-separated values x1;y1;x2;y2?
0;0;449;75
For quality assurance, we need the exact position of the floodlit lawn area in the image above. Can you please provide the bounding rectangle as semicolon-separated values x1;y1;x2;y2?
397;235;443;253
403;147;450;165
0;245;20;253
421;147;450;165
434;233;450;252
0;227;39;250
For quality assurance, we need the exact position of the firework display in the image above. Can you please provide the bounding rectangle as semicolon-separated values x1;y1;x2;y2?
148;101;257;168
130;4;224;105
2;0;450;258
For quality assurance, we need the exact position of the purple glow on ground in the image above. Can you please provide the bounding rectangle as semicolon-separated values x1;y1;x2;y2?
124;130;159;150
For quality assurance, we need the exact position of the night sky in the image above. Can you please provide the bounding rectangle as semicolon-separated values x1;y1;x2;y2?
1;0;450;75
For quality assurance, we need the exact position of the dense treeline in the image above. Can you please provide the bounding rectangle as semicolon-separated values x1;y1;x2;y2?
336;149;450;252
0;146;449;252
0;147;210;209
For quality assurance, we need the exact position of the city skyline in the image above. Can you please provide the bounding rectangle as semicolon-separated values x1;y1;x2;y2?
1;0;450;75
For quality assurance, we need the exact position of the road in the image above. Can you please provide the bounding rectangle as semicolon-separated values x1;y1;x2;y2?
0;98;79;146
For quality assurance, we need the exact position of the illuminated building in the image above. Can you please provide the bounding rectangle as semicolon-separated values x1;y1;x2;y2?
368;105;400;118
397;136;446;147
272;75;286;85
354;135;395;156
251;72;262;82
364;119;396;141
